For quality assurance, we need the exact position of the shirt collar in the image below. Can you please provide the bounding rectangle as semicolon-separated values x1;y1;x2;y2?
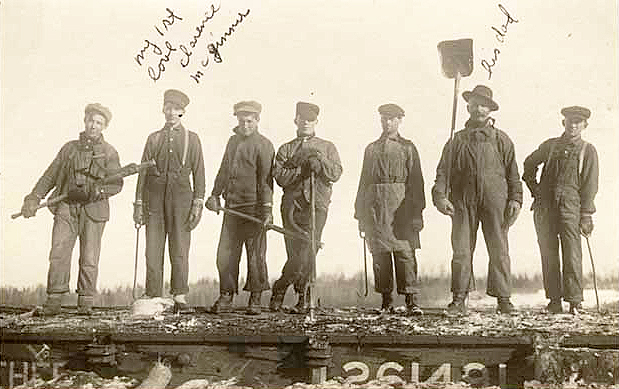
79;131;103;144
164;122;184;132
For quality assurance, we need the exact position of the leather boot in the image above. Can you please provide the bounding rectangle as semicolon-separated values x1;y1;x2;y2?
173;294;194;314
246;292;262;315
210;292;233;314
291;291;307;314
497;297;515;314
445;293;467;317
269;289;285;312
545;299;563;314
77;295;94;315
42;293;63;316
381;293;393;312
405;294;423;316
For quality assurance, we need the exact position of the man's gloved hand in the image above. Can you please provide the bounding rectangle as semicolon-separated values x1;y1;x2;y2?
307;156;322;173
205;195;221;214
21;194;40;218
133;201;145;225
67;188;90;203
580;215;594;237
531;184;542;200
411;216;424;232
358;219;366;234
259;205;273;225
89;184;105;202
187;200;203;231
505;200;522;227
435;198;455;217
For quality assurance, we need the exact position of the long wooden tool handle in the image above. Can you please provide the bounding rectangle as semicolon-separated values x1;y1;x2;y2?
11;194;69;219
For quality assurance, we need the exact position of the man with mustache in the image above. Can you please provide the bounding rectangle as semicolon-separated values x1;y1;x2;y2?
134;89;206;313
522;106;598;315
432;85;522;316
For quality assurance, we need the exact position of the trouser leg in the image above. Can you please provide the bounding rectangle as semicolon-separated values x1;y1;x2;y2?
291;207;327;294
168;199;191;296
372;252;394;294
451;201;478;294
243;221;270;293
480;202;512;298
145;211;166;297
47;204;78;295
559;198;583;304
76;209;106;296
394;248;419;295
534;207;562;300
216;213;244;294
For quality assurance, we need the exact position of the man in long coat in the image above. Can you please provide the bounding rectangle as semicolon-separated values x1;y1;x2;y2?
354;103;425;315
522;106;598;314
269;102;343;313
432;85;522;315
133;89;206;312
20;103;123;315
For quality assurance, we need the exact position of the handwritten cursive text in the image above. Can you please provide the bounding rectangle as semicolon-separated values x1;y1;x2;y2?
481;4;519;79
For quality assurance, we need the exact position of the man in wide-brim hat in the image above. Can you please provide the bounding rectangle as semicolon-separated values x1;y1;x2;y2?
432;84;523;316
522;106;598;315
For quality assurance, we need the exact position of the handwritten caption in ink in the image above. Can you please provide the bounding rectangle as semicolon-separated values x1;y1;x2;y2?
480;4;519;80
134;5;251;83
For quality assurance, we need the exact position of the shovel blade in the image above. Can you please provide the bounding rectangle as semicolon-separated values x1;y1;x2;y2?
438;38;474;78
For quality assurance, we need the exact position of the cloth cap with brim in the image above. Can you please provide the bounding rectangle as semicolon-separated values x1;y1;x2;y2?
164;89;190;109
296;102;320;121
561;106;591;121
378;103;405;118
462;85;499;111
85;103;112;124
233;100;262;115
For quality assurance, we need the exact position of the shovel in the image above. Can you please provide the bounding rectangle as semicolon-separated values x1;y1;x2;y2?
437;38;475;289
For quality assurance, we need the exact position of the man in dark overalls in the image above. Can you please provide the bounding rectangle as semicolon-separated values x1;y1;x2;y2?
269;102;343;313
432;85;523;315
20;103;123;315
354;103;426;315
134;89;206;312
523;106;598;314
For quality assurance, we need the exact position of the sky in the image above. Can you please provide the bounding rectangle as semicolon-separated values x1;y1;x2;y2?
1;0;618;292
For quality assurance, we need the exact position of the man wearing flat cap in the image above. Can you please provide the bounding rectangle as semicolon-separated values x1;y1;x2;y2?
432;85;523;316
523;106;598;315
20;103;123;315
134;89;205;312
354;103;426;315
205;100;275;315
269;102;343;313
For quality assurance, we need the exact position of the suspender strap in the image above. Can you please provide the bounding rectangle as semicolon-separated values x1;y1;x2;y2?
578;140;588;176
182;128;189;167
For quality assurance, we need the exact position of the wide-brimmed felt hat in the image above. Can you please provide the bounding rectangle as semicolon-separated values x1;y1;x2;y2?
462;85;499;111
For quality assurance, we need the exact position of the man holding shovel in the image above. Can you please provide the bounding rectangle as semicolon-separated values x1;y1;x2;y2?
133;89;206;313
354;104;426;315
269;102;342;313
205;101;275;315
432;85;523;315
20;103;123;315
522;106;599;314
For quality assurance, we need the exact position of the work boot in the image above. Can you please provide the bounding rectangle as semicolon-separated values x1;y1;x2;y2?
210;292;233;314
569;302;583;315
246;292;262;315
497;297;515;314
77;295;94;316
405;294;423;316
545;299;563;314
269;290;285;312
41;293;63;316
291;292;308;314
445;293;467;317
380;293;394;312
173;294;194;314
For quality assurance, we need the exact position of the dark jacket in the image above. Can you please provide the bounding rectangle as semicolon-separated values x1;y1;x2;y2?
30;132;123;222
211;128;275;207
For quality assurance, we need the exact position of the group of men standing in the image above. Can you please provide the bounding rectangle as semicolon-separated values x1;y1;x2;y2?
20;84;598;317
